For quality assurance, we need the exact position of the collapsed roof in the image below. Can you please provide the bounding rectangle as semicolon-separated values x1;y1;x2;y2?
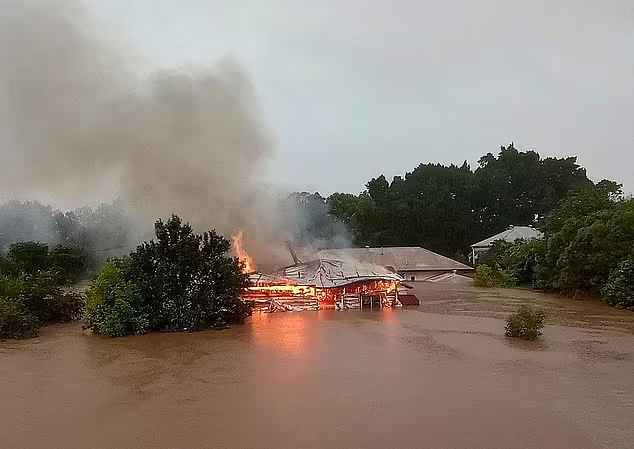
248;258;403;289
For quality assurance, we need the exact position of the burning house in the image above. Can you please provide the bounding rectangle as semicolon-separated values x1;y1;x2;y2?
243;259;404;312
233;233;405;312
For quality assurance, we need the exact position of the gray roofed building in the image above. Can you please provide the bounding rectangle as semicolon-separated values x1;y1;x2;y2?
315;247;472;282
277;259;402;288
248;258;402;288
470;225;543;263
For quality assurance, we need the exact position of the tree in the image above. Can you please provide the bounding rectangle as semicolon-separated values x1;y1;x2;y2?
84;258;148;337
7;242;50;276
0;298;39;340
473;144;592;236
0;270;83;339
49;244;92;285
130;215;250;332
602;257;634;309
473;183;634;309
85;215;251;337
327;144;592;259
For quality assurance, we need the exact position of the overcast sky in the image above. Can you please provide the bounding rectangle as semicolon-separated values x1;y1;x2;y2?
84;0;634;195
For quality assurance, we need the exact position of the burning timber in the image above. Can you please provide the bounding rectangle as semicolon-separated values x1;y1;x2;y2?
241;259;405;312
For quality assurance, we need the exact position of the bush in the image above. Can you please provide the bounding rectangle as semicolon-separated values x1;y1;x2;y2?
0;252;85;339
473;264;517;288
49;244;92;285
474;265;496;287
6;242;50;276
0;298;40;339
2;242;91;285
602;257;634;309
85;258;148;337
0;273;83;339
0;274;28;299
85;215;251;337
21;274;84;324
505;306;546;341
129;215;251;333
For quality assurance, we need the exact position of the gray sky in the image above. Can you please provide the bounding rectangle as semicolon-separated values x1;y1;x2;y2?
84;0;634;195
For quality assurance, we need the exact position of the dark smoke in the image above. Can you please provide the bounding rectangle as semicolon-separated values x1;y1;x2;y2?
0;0;353;270
0;0;300;267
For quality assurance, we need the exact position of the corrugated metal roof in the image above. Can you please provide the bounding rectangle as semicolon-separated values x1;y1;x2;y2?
276;259;403;288
248;259;403;288
315;247;472;272
471;226;543;248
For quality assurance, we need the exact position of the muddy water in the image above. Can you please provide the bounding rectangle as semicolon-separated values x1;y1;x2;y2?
2;285;634;449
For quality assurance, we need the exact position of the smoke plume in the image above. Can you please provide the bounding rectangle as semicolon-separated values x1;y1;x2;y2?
0;0;296;268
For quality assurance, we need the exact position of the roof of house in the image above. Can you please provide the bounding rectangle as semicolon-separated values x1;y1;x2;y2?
249;258;402;288
423;272;473;284
471;225;543;248
315;247;472;272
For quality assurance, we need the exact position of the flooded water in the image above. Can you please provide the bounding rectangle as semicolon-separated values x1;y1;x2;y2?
2;284;634;449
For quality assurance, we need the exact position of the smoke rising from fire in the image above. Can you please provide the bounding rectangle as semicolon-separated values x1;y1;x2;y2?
0;0;311;268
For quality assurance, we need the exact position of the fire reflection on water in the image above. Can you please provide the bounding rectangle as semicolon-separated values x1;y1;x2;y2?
249;312;307;355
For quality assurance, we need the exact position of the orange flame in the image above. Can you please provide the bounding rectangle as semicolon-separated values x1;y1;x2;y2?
232;230;255;273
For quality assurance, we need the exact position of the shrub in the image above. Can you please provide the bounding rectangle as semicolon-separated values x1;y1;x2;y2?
0;274;28;299
49;244;92;285
0;252;85;339
6;242;50;276
473;264;517;288
129;215;251;333
474;264;497;287
85;215;251;337
602;257;634;309
0;298;39;339
22;274;84;324
505;306;546;341
85;258;148;337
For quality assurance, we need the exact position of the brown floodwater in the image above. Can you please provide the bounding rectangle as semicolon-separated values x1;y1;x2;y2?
2;284;634;449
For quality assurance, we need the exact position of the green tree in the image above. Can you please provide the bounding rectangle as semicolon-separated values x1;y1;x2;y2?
85;215;251;337
20;274;83;324
602;257;634;309
85;258;148;337
327;144;592;259
0;298;39;340
0;201;56;251
474;183;634;310
7;242;50;276
0;270;83;339
131;215;250;332
49;244;92;285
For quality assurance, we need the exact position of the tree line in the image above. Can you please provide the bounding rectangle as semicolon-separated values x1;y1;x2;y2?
2;143;631;338
326;144;595;259
1;144;597;260
0;199;136;262
474;182;634;309
1;215;250;339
